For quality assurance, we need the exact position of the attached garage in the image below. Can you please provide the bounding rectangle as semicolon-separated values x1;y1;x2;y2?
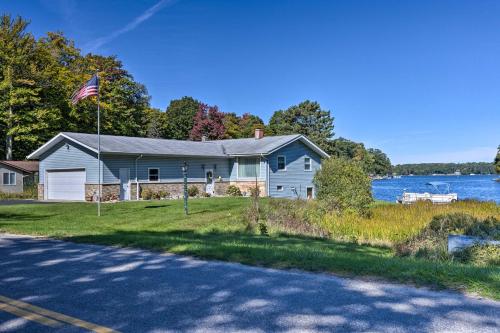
46;169;86;201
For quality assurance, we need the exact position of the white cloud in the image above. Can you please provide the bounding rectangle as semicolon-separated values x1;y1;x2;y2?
84;0;176;52
393;146;497;164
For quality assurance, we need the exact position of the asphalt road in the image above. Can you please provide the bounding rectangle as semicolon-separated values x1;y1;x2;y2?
0;234;498;333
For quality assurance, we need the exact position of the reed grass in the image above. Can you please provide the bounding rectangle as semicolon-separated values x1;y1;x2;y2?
320;200;500;245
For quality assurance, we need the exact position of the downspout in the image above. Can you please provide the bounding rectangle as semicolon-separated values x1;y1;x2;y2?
260;154;269;197
135;154;143;200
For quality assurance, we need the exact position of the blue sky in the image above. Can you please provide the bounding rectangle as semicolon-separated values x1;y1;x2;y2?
3;0;499;164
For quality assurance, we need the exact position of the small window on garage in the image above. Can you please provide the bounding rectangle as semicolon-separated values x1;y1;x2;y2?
2;172;15;185
277;155;286;171
276;185;283;192
304;157;312;171
148;168;159;182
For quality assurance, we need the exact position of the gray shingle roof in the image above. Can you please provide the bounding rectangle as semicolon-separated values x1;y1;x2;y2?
62;132;228;157
28;132;328;159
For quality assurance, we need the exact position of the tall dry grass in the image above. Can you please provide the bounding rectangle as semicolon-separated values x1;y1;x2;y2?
263;199;499;246
320;200;500;246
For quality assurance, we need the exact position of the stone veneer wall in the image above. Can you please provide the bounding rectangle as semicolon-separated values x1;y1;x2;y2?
39;181;265;201
129;181;231;200
85;184;120;201
230;181;266;197
37;184;44;200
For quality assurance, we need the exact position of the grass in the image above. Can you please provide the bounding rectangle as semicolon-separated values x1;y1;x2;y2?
0;197;498;299
322;200;500;245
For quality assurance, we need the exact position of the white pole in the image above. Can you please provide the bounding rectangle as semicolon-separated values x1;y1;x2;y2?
97;72;101;217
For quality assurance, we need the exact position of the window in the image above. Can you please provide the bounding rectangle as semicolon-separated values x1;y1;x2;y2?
2;172;15;185
307;187;314;199
304;157;312;171
238;158;260;178
276;185;284;192
148;168;159;182
277;155;286;171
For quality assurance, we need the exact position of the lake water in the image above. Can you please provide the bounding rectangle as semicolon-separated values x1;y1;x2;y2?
372;175;500;203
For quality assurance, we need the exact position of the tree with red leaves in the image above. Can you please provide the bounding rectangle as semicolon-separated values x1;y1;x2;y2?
189;104;226;140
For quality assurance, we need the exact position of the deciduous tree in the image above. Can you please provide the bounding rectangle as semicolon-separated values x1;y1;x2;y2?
189;104;226;140
268;100;334;153
164;96;201;140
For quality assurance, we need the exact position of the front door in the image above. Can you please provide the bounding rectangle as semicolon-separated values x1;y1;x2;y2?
205;169;214;195
119;168;130;200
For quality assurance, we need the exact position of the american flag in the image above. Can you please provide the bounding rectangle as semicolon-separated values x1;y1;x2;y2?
71;75;99;105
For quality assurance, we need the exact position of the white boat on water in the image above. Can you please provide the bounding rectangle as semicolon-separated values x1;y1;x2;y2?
397;182;458;204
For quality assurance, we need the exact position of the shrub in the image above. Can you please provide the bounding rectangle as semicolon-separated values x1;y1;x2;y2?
263;199;329;238
0;184;38;200
202;192;211;197
226;185;242;197
249;186;260;197
453;244;500;266
313;158;373;216
188;185;199;197
158;191;170;199
396;213;500;262
141;188;153;200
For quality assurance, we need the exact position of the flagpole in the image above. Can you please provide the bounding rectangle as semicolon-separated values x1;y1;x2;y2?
97;71;101;217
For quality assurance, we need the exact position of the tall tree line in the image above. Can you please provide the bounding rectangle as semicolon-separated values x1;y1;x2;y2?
393;162;495;175
495;145;500;174
0;15;151;159
0;14;392;176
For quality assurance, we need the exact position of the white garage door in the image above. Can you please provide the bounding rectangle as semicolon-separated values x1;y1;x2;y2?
46;169;86;201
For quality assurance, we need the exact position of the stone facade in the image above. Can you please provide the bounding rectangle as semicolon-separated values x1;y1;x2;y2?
85;184;120;201
230;181;266;197
128;181;233;200
39;181;266;201
214;181;230;196
38;184;44;200
130;182;206;200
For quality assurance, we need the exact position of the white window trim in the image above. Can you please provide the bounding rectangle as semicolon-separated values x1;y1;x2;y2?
277;155;286;171
304;157;312;171
2;172;16;186
276;185;284;192
148;168;160;182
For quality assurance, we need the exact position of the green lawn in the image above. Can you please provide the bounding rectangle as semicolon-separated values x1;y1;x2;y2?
0;197;498;299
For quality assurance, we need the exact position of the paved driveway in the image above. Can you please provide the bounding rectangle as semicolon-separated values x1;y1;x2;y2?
0;234;498;333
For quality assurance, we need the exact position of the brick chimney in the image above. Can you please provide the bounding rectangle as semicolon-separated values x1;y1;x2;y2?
255;128;264;139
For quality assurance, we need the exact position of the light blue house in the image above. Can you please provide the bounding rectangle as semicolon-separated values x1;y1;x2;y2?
28;129;329;201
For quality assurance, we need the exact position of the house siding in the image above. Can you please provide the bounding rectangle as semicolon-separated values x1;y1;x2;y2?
39;139;99;184
36;135;325;200
102;156;231;184
0;165;24;193
268;140;322;198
